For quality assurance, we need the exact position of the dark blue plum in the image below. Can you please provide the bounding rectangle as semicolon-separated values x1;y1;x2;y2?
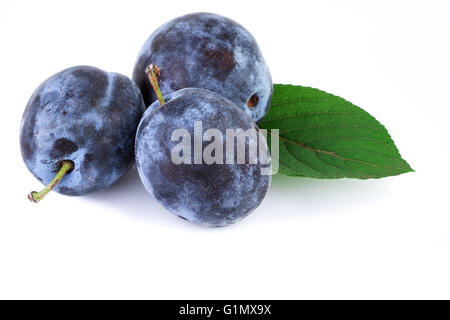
135;88;271;227
20;65;145;196
132;12;273;122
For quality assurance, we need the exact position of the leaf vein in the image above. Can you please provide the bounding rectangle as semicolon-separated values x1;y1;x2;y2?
260;111;364;123
279;124;382;133
314;151;378;178
283;141;325;177
301;136;395;151
270;130;406;170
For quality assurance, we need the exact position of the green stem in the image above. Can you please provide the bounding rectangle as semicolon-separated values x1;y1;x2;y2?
145;64;165;106
28;160;74;203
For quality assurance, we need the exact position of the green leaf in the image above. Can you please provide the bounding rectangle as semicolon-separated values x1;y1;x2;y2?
258;84;413;179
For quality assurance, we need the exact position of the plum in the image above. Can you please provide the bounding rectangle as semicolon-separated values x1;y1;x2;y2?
132;12;273;122
135;87;271;227
21;65;145;201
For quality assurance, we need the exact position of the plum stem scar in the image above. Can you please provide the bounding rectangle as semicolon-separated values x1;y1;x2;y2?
28;160;74;203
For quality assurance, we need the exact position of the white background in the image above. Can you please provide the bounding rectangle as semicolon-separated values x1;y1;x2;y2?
0;0;449;299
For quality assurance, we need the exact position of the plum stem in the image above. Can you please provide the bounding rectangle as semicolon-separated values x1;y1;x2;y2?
145;64;165;106
28;160;74;203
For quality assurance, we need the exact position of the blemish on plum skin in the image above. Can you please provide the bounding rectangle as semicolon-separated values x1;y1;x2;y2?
203;48;236;72
83;153;95;169
64;91;74;99
50;138;78;159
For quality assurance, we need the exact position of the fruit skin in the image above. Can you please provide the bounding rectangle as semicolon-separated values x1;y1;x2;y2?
20;66;145;196
132;12;273;122
135;88;271;227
